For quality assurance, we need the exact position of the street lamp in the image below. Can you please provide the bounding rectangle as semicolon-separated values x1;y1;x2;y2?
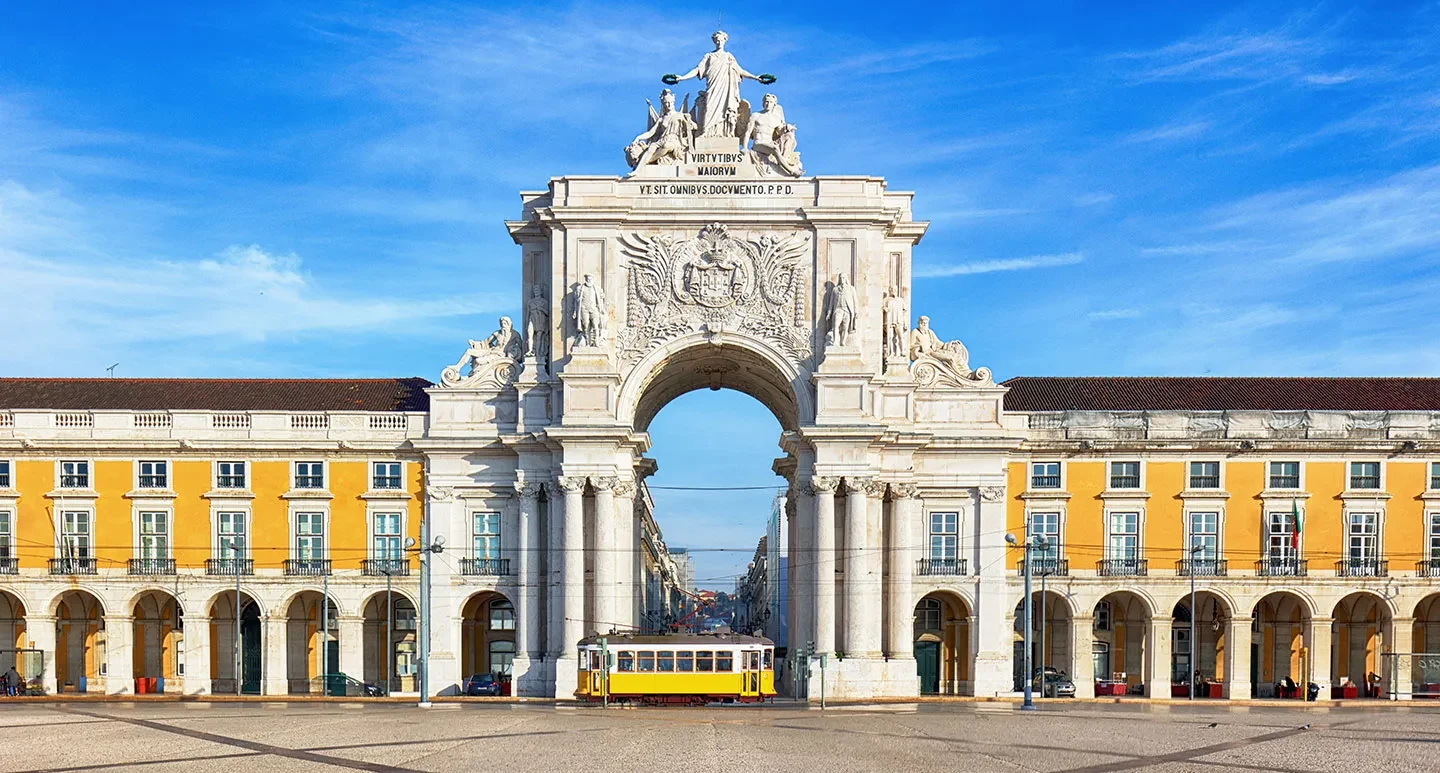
406;533;446;707
1188;544;1203;700
1006;532;1050;711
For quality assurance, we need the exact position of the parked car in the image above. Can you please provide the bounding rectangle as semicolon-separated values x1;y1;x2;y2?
463;673;502;696
311;673;385;697
1032;667;1076;698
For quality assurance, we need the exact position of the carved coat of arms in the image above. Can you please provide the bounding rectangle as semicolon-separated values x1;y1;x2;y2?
618;223;810;364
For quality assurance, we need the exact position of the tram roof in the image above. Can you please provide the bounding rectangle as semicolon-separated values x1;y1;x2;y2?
577;633;774;646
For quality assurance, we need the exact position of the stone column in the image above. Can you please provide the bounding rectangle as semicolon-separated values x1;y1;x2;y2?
184;615;211;695
513;483;541;661
1308;616;1333;700
103;615;133;694
791;484;814;654
887;483;918;661
591;476;617;634
861;480;886;658
1146;618;1172;698
843;477;871;656
1392;617;1414;700
28;615;58;694
555;475;586;693
612;478;638;632
1071;615;1095;698
338;616;364;684
811;476;839;656
972;487;1013;697
262;615;289;696
1226;616;1252;699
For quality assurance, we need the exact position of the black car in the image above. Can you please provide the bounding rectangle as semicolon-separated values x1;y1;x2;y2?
312;673;385;697
463;673;502;696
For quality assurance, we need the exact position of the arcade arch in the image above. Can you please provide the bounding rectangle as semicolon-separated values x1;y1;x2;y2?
362;590;417;693
1251;591;1312;697
130;591;182;690
54;589;104;693
462;591;515;687
284;591;341;694
914;591;970;695
1092;590;1153;695
209;590;261;694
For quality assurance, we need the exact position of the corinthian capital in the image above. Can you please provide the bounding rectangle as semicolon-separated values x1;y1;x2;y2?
805;475;840;495
555;475;586;494
890;482;919;500
612;478;637;498
978;485;1006;502
591;476;619;493
514;481;542;499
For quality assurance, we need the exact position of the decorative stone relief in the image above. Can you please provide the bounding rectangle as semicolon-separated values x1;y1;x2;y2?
440;317;523;388
570;274;607;347
625;89;698;170
805;475;840;496
591;476;619;493
618;223;811;364
555;476;586;494
861;479;889;499
890;482;919;500
741;93;803;177
525;286;551;370
823;274;858;348
908;315;994;388
978;485;1006;502
514;482;542;499
612;479;637;498
430;486;455;502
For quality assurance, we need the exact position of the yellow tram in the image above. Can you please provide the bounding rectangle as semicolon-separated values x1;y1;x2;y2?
576;633;777;705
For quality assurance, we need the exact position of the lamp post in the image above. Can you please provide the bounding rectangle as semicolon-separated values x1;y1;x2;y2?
406;532;446;707
233;543;242;696
1007;532;1048;711
381;564;394;696
1189;544;1202;700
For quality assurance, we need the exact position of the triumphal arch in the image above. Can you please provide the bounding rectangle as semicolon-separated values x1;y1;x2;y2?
419;33;1019;699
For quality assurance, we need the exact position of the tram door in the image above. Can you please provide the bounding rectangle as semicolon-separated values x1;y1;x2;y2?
588;651;605;696
741;651;760;696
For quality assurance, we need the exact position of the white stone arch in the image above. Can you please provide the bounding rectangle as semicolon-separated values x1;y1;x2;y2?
1245;587;1318;620
359;587;419;613
276;588;347;620
1093;585;1160;619
1163;585;1239;620
1010;587;1077;619
201;587;268;620
616;330;812;433
1330;588;1399;621
47;586;108;618
123;586;187;618
914;585;975;618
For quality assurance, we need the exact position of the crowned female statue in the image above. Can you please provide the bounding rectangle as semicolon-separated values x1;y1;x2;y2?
664;30;773;139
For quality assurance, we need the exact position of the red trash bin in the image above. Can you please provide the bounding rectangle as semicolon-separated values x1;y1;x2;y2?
134;678;148;694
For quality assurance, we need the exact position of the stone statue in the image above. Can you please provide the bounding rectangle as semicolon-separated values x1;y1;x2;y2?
572;274;607;347
440;316;523;387
525;285;550;367
626;89;697;170
883;288;907;363
910;315;969;372
663;30;773;139
741;93;803;177
824;274;858;347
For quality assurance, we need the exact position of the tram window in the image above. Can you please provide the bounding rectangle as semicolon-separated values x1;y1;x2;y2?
677;651;694;672
657;651;675;672
716;652;733;672
638;652;655;672
695;651;714;672
763;649;773;669
618;652;634;672
591;651;604;671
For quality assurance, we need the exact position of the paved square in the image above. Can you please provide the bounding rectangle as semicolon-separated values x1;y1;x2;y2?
1;701;1438;773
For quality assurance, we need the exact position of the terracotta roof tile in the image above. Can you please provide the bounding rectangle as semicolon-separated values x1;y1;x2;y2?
1001;376;1440;412
0;378;431;412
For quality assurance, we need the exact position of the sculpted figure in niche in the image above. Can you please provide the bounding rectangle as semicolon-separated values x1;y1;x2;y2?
742;93;803;177
525;285;550;367
626;89;696;170
824;273;858;347
909;315;971;374
572;274;607;347
663;30;774;139
883;288;907;362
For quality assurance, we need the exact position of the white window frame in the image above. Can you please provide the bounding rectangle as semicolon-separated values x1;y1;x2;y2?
293;460;326;490
1029;461;1062;490
1429;462;1440;492
1267;460;1303;491
370;461;404;491
1108;460;1143;490
1025;510;1063;561
1345;510;1381;562
927;511;959;561
1104;509;1142;561
215;460;248;490
371;510;404;560
0;508;13;559
1265;510;1300;559
213;509;251;560
0;459;12;489
1428;512;1440;562
57;459;92;490
472;511;502;560
136;510;172;560
136;459;169;490
1185;510;1222;562
59;508;94;558
291;509;329;561
1347;460;1383;491
1187;460;1223;490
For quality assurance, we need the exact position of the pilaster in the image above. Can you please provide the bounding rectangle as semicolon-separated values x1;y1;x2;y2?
886;484;917;660
1308;616;1333;700
1392;617;1414;700
810;476;838;656
972;486;1012;697
262;615;288;696
1226;616;1252;699
1147;618;1172;699
591;476;618;633
338;616;365;684
184;615;211;695
1071;615;1095;698
104;615;133;695
29;615;58;695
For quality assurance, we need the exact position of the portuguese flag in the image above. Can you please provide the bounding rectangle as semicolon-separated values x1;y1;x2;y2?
1290;499;1303;550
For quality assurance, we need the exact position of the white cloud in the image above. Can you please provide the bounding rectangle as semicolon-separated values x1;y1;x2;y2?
913;252;1083;278
1087;308;1143;320
1123;121;1211;144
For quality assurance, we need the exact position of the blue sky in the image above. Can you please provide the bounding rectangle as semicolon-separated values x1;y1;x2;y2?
3;2;1438;587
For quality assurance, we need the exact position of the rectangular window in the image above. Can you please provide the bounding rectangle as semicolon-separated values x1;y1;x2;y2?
372;462;403;490
1431;513;1440;560
695;651;714;672
138;460;168;489
1030;462;1061;489
928;512;958;561
473;513;501;560
62;511;91;557
677;651;694;672
1107;512;1140;560
617;652;634;672
1267;512;1297;558
395;607;417;630
637;652;655;672
295;512;325;559
716;652;733;672
373;512;402;560
1188;512;1219;561
0;460;10;488
1027;512;1060;559
1188;461;1221;489
1347;512;1379;561
59;460;89;489
139;511;169;559
1109;461;1141;489
1349;462;1381;490
1268;461;1300;489
218;511;247;558
1431;463;1440;491
294;461;325;489
657;651;674;673
0;511;11;559
217;461;247;489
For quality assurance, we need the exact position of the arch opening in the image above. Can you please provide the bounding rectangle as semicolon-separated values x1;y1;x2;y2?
625;336;806;434
362;591;417;692
284;591;342;695
1251;591;1312;698
1011;590;1071;693
461;591;515;693
131;590;183;689
916;591;971;695
54;590;103;693
209;591;261;695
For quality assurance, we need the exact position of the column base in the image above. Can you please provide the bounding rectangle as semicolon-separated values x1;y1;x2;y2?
1226;680;1251;700
552;656;579;700
263;678;289;696
1146;679;1171;699
511;655;554;697
971;651;1013;697
805;656;919;700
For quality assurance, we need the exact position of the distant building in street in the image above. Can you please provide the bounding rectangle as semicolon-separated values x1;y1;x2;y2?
736;493;789;648
670;547;696;593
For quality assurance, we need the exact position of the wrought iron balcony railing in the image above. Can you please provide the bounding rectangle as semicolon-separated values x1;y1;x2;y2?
1176;558;1228;577
0;556;16;575
363;558;411;576
1030;475;1061;489
1097;558;1148;577
128;557;176;575
1018;557;1068;576
1108;476;1141;489
59;475;90;488
916;557;968;576
1417;559;1440;578
459;557;511;576
49;557;97;575
1336;557;1388;577
206;558;254;576
1255;557;1308;577
284;558;332;576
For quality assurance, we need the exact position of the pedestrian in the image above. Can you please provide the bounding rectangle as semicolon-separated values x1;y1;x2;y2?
4;666;19;697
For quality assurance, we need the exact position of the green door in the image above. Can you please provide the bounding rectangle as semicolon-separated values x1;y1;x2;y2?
325;640;344;695
915;641;940;695
240;606;261;695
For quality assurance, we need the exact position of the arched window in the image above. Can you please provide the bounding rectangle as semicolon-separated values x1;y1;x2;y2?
489;600;515;631
915;598;942;633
